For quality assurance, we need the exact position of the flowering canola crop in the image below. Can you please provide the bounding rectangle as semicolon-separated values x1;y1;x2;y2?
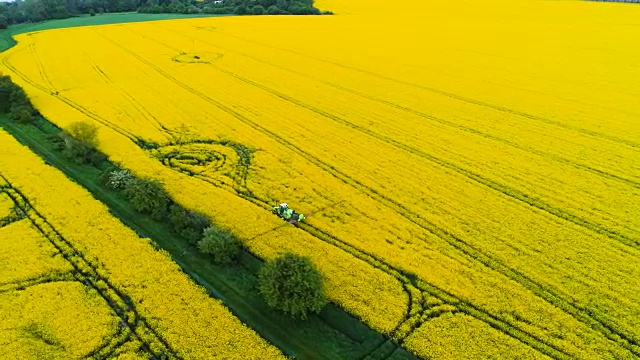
0;220;72;286
1;282;118;359
0;192;13;219
2;0;640;357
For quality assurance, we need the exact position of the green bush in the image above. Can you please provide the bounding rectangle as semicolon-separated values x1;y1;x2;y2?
169;205;211;244
123;178;170;220
0;76;37;121
60;137;106;165
59;121;104;164
197;227;241;265
66;121;100;148
0;86;12;113
98;165;118;187
10;105;35;124
104;168;134;189
252;5;265;14
8;85;31;107
259;253;327;319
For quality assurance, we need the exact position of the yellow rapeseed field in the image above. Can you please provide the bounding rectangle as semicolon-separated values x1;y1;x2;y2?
0;130;284;359
0;220;72;286
2;0;640;358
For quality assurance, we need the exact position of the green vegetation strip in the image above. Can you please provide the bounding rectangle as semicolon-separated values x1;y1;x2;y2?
0;114;418;360
0;13;228;52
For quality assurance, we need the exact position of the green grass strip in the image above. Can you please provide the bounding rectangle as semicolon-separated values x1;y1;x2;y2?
0;12;230;52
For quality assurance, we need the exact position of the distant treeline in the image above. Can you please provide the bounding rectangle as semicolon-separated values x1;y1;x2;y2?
139;0;330;15
0;0;328;28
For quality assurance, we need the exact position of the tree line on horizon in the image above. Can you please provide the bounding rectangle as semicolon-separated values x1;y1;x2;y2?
140;0;329;16
0;0;329;28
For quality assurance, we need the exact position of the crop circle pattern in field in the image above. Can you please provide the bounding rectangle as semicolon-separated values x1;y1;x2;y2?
172;51;223;64
152;140;254;193
157;144;227;175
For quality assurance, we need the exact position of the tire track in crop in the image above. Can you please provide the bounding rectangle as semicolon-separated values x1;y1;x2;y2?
83;323;131;360
79;49;172;139
211;30;640;150
162;24;640;190
1;179;181;360
27;45;143;142
93;30;636;357
299;223;560;356
2;47;141;143
0;273;75;294
29;42;57;95
0;203;131;359
1;277;131;360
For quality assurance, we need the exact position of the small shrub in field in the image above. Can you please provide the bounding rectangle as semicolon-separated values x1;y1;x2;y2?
10;105;35;123
123;178;170;220
259;253;327;319
198;226;241;265
59;121;105;164
169;205;210;243
66;121;99;148
106;169;134;190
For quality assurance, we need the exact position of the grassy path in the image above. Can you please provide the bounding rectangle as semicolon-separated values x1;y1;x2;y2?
0;13;228;52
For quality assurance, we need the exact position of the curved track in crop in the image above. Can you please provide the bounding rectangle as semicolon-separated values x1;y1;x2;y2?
0;178;181;360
